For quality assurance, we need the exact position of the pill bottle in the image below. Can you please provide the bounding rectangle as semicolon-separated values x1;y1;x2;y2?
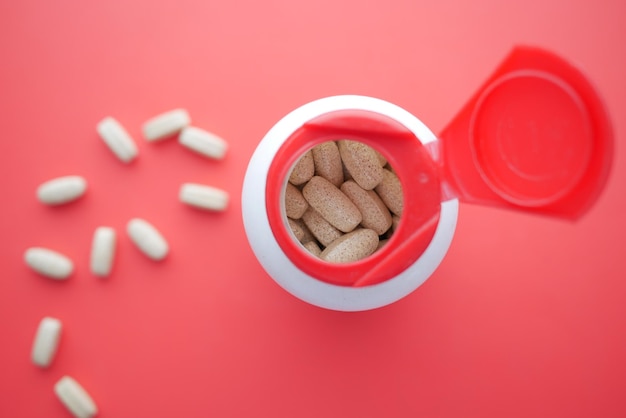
242;46;613;311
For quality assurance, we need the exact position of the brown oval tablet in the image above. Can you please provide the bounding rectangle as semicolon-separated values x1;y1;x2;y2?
285;183;308;219
302;176;362;233
375;168;403;216
338;140;384;190
312;141;343;187
374;149;387;167
301;208;343;247
290;218;315;243
320;229;379;263
289;150;314;185
303;240;322;257
287;218;305;241
340;180;392;235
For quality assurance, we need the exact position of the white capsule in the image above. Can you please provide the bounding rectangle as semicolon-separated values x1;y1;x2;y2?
143;109;190;141
90;227;116;277
54;376;98;418
31;317;62;368
127;218;169;260
24;247;73;279
37;176;87;205
180;183;229;211
179;126;228;159
96;116;138;163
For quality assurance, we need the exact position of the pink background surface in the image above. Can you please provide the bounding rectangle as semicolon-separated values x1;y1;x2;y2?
1;0;625;417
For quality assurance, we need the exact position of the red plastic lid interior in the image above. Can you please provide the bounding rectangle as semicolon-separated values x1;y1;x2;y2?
440;46;613;219
266;109;442;287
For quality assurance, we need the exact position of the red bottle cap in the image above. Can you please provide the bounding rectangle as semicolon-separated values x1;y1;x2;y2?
439;46;613;218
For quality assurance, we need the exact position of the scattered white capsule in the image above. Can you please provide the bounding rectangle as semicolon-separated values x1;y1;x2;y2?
96;116;138;163
24;247;73;279
179;183;229;212
37;176;87;205
90;227;116;277
127;218;169;260
31;317;62;368
143;108;190;141
54;376;98;418
179;126;228;159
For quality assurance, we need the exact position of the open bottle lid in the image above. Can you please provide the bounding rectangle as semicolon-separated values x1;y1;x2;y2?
439;46;613;219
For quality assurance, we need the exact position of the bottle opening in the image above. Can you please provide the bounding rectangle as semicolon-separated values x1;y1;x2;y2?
266;109;443;287
283;139;403;264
